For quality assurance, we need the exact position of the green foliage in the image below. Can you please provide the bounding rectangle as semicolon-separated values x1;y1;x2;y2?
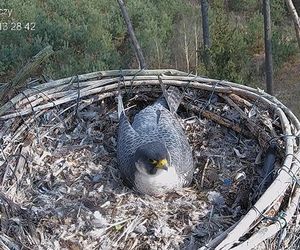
244;12;264;54
268;0;298;70
201;1;251;83
225;0;259;12
0;0;196;80
199;0;297;83
0;0;298;83
271;0;288;25
272;28;297;68
0;0;122;79
125;0;195;68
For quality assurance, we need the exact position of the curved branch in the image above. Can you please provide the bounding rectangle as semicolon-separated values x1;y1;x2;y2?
117;0;147;69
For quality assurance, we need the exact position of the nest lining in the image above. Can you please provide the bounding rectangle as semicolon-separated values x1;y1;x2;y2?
0;69;299;250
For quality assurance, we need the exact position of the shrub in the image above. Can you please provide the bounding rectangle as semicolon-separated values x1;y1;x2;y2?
272;28;298;69
0;0;298;83
199;1;251;83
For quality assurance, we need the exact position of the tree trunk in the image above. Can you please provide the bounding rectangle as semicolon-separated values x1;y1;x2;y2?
183;23;190;72
195;24;198;74
200;0;210;68
155;39;161;68
117;0;147;69
263;0;274;95
285;0;300;51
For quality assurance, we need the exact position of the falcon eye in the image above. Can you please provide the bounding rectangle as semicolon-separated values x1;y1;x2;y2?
149;159;157;165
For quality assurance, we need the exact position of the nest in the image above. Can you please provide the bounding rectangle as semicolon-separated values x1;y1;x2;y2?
0;69;299;250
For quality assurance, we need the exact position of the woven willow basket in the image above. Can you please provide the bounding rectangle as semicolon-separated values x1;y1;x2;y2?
0;69;299;249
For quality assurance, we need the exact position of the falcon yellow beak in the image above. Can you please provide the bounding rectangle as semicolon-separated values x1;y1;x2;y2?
154;159;168;170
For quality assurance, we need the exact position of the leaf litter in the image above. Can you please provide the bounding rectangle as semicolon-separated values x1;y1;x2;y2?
0;87;286;249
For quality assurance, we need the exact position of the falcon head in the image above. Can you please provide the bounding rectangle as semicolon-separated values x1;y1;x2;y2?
134;142;170;175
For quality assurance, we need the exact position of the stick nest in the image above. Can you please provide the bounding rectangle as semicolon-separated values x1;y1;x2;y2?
0;69;299;250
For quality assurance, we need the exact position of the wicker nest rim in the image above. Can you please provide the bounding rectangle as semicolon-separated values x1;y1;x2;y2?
0;69;299;249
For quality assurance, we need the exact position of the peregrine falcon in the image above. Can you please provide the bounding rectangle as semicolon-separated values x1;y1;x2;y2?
117;86;194;196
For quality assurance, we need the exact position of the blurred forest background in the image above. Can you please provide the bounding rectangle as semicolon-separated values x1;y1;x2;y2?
0;0;299;114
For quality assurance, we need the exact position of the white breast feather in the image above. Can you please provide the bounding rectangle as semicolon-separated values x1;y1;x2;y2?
134;167;181;195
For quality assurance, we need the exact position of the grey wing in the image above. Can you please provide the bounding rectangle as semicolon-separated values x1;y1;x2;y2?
157;107;194;185
117;112;140;187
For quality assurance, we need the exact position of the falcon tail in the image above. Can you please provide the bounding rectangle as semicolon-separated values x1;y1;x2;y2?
164;86;183;113
157;82;184;114
117;92;125;119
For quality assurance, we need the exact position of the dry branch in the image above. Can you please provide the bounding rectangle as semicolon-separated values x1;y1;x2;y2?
215;107;297;250
218;93;272;148
117;0;147;69
228;93;252;108
188;104;253;138
285;0;300;50
232;186;300;249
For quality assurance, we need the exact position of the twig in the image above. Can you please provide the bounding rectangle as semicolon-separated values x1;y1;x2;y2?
215;107;297;250
188;103;252;138
218;93;272;148
232;187;300;250
199;221;240;250
200;158;210;188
